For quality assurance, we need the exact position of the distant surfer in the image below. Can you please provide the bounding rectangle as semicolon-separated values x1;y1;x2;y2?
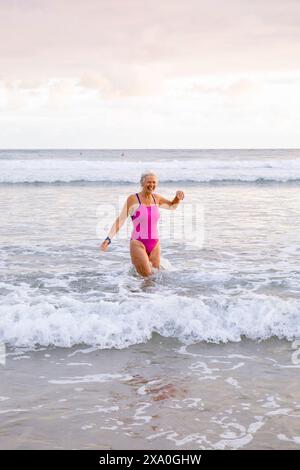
100;171;185;277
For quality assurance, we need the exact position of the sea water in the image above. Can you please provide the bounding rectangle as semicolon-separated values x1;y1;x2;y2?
0;149;300;449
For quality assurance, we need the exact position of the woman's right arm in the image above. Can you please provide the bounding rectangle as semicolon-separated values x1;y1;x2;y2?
100;195;135;251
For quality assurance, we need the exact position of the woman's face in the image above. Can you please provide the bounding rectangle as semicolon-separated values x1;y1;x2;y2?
142;175;158;193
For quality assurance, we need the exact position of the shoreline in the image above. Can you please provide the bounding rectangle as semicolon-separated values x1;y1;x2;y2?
1;336;299;450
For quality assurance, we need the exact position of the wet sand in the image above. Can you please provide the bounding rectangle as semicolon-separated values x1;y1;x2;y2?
1;336;300;450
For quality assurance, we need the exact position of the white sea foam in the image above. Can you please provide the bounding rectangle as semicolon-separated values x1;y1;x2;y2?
0;285;299;349
1;158;300;183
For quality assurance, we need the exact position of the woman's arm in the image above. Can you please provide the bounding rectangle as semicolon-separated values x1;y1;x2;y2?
156;191;185;210
100;194;136;251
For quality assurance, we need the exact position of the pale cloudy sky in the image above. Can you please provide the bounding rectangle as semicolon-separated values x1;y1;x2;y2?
0;0;300;148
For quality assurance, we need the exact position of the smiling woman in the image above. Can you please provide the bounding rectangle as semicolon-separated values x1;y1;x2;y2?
100;171;185;276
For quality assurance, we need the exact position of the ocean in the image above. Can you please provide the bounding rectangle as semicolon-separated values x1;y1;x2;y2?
0;149;300;449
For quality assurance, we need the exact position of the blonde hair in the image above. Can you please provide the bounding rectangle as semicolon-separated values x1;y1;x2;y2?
140;171;158;185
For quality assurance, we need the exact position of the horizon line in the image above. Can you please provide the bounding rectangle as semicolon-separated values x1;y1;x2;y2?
1;147;300;151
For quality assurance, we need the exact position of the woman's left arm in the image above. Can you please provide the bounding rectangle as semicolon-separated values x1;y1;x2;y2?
156;191;185;210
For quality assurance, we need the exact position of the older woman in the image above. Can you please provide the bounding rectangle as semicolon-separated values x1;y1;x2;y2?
100;172;185;277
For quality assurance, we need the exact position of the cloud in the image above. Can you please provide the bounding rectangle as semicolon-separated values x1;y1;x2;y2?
183;77;262;99
47;80;78;110
0;78;78;113
78;68;164;99
0;0;299;93
1;1;300;147
226;79;258;96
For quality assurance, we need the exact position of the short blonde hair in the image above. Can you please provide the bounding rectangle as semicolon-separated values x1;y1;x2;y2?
140;171;157;185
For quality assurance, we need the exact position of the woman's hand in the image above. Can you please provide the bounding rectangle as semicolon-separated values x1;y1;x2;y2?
100;239;110;251
175;190;185;201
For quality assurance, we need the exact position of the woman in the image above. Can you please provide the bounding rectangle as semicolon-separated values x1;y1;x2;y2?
100;172;185;277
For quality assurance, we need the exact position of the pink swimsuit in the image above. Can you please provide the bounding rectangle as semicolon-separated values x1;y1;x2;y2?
131;193;160;255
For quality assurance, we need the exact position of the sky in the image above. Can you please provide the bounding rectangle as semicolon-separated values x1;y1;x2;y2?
0;0;300;148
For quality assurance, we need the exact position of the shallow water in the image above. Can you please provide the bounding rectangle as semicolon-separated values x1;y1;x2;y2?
1;149;300;449
1;338;300;449
0;182;299;348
